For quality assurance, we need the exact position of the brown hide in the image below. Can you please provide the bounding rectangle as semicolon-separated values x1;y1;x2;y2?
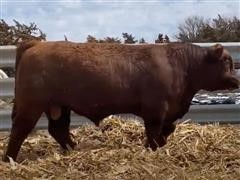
3;41;239;161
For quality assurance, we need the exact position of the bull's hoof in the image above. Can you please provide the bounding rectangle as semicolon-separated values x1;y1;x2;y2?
68;140;77;149
61;138;77;151
144;140;158;151
145;136;167;151
2;155;11;162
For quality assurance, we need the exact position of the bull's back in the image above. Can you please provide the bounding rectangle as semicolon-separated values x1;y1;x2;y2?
16;42;152;108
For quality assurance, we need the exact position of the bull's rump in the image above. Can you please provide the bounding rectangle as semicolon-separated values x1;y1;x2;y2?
15;42;157;113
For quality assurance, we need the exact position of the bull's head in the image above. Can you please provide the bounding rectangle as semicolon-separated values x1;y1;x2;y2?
202;44;239;91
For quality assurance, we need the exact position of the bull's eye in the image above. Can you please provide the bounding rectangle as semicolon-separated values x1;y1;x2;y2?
224;59;229;64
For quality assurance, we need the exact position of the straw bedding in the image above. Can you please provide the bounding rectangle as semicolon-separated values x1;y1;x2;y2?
0;117;240;180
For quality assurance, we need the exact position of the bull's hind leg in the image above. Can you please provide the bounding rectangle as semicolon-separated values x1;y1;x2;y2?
46;106;76;150
3;107;43;162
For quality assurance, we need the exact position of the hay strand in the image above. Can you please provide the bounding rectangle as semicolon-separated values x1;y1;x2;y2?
0;117;239;179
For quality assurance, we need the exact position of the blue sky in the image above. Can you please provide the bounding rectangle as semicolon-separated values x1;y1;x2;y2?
1;0;239;42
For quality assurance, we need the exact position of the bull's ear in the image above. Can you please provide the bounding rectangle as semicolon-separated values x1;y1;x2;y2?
207;44;223;61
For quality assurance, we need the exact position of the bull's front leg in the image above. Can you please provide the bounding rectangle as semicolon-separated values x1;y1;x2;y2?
141;102;168;151
162;123;176;140
144;121;167;150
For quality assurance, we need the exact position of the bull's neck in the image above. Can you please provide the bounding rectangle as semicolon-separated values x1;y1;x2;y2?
185;47;207;93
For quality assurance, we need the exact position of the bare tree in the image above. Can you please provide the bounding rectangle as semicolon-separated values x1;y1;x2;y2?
139;38;146;44
0;19;46;77
64;35;68;41
176;16;205;42
176;15;240;42
164;35;170;43
122;33;137;44
86;35;98;43
99;37;121;43
155;33;164;43
0;19;46;45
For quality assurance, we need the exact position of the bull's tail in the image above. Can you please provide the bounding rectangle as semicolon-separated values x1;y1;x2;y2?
13;40;39;121
16;40;39;71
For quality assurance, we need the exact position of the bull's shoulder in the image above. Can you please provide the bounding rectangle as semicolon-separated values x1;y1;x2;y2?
165;43;206;64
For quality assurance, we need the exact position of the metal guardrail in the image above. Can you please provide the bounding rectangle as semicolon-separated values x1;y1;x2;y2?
0;46;16;68
0;109;92;131
0;43;239;68
0;104;239;131
0;78;14;97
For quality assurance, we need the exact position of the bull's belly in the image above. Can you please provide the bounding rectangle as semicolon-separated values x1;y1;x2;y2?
59;89;140;118
75;103;138;115
70;101;140;121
